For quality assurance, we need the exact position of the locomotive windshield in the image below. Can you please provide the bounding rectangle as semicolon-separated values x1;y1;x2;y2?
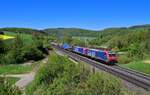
109;54;116;57
108;51;116;57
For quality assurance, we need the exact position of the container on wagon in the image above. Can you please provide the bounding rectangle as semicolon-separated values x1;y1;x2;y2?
61;43;71;49
73;46;84;54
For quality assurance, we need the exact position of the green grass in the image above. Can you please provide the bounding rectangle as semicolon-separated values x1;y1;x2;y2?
0;59;44;75
5;32;33;45
0;65;33;74
5;77;20;85
72;36;96;40
122;61;150;75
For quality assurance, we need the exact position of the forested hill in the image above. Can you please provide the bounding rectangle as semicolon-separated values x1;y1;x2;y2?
1;24;150;37
0;27;98;37
88;24;150;47
44;28;99;37
44;24;150;37
0;28;45;34
129;24;150;30
90;24;150;41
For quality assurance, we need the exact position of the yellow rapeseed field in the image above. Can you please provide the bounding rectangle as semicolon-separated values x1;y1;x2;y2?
0;35;14;40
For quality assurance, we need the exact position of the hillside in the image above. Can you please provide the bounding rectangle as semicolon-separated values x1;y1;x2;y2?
0;27;99;37
43;25;150;38
129;24;150;30
0;28;45;35
44;28;99;37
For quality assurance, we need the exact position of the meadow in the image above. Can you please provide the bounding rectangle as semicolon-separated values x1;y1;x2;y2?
0;64;33;75
122;61;150;75
5;32;34;45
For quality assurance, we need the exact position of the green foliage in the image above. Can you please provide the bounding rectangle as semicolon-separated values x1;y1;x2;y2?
0;77;21;95
0;40;6;54
0;27;45;35
4;77;20;85
0;64;33;75
44;28;99;37
88;27;150;61
5;32;34;45
122;61;150;74
62;36;73;44
0;35;24;64
22;45;44;61
26;53;132;95
118;55;132;64
86;73;122;95
0;31;50;64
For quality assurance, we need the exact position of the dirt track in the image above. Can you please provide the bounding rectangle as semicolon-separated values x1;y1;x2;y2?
0;57;48;90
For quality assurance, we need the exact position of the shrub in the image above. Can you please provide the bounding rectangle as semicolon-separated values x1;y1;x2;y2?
1;50;24;64
0;34;47;64
0;77;21;95
86;73;122;95
0;40;6;54
22;45;44;61
118;55;132;64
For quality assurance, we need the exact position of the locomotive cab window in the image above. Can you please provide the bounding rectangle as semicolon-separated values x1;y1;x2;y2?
109;53;116;57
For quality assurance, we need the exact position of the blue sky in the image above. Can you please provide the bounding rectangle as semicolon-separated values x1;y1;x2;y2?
0;0;150;30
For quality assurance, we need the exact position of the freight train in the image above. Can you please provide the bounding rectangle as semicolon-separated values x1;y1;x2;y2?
60;43;117;65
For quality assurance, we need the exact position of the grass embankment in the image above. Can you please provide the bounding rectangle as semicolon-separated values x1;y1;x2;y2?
122;61;150;75
26;52;134;95
117;55;150;75
0;65;33;75
4;77;20;85
0;77;21;95
0;60;42;75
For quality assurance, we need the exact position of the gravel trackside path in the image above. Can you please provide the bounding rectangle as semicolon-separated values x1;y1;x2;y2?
0;57;48;90
16;57;48;89
15;72;35;89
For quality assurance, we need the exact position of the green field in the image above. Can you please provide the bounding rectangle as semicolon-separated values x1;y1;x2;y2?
0;58;44;75
0;65;33;75
5;32;34;45
122;61;150;75
5;77;20;85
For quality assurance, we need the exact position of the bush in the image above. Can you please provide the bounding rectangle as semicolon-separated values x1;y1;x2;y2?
22;45;44;61
86;73;122;95
118;55;132;64
0;77;21;95
0;40;6;54
1;50;24;64
0;34;47;64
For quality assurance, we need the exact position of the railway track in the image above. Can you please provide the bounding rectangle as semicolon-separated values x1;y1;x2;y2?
114;65;150;80
53;45;150;91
